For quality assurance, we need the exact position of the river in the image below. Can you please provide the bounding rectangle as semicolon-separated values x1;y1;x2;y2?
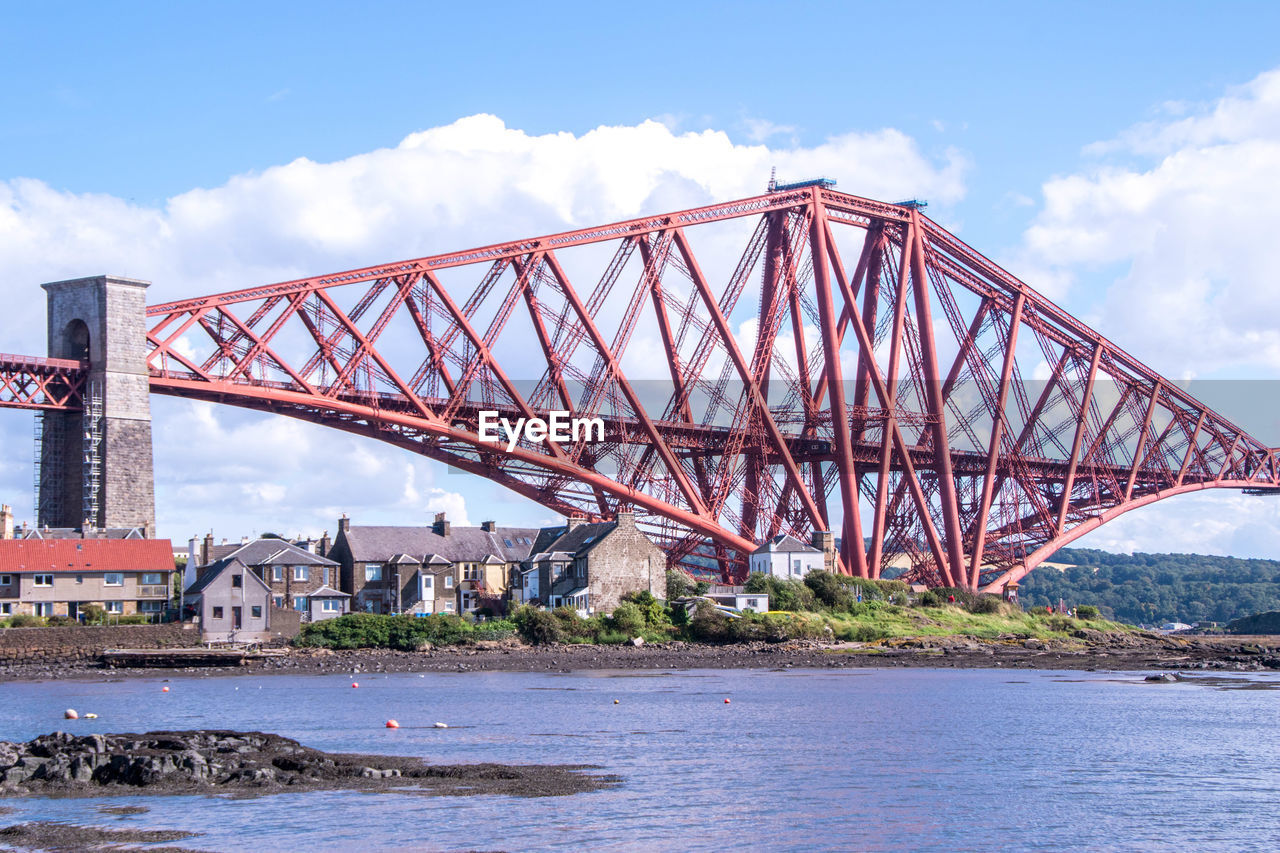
0;667;1277;851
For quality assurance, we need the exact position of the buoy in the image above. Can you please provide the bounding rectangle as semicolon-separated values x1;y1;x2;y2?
351;682;359;689
162;686;170;693
724;698;731;704
84;713;98;719
385;719;399;729
64;709;78;720
613;699;619;704
433;722;448;728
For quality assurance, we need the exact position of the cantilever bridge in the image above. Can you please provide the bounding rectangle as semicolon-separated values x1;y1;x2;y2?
2;185;1278;590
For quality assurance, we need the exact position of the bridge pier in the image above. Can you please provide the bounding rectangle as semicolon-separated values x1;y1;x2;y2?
37;275;155;533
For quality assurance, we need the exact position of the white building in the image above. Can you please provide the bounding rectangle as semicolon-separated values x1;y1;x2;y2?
748;535;825;579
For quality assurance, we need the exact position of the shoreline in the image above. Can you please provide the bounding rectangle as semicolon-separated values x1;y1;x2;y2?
3;634;1280;682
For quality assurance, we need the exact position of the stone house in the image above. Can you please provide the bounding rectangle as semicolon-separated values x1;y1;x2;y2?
191;537;339;618
518;512;665;615
0;538;176;619
748;534;827;579
182;557;272;643
326;513;538;615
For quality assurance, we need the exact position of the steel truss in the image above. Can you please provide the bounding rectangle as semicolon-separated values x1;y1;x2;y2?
13;189;1280;588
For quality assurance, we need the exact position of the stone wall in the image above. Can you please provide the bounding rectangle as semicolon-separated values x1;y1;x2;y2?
585;513;666;613
0;623;195;666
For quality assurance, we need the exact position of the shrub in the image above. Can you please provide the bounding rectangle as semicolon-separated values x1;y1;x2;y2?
1075;605;1100;620
512;607;564;644
665;570;692;600
620;590;671;628
295;613;483;650
968;595;1004;615
79;604;105;625
6;614;43;628
46;615;79;627
609;602;647;636
687;600;730;643
743;573;817;612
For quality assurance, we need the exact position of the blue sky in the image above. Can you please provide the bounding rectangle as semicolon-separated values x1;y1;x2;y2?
4;1;1280;556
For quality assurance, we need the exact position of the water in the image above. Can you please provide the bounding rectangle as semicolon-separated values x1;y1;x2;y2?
0;667;1278;851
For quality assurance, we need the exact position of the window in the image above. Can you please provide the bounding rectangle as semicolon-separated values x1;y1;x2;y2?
212;606;224;619
273;596;284;608
251;605;262;618
104;573;123;586
443;600;455;612
272;566;283;582
322;599;341;612
140;573;163;585
231;574;243;588
322;568;330;586
464;564;482;580
460;591;476;611
34;602;53;617
0;574;10;585
0;603;10;615
793;559;801;575
293;566;308;582
105;601;123;614
139;600;163;612
34;574;53;587
294;596;306;611
76;575;84;584
444;575;453;588
503;538;513;547
365;564;383;582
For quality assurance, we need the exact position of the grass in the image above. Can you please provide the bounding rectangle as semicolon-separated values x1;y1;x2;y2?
817;602;1128;645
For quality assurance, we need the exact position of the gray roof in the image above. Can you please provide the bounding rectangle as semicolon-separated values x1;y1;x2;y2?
528;521;618;562
205;538;337;569
751;534;821;556
19;526;146;540
307;585;349;599
341;525;540;563
183;557;272;597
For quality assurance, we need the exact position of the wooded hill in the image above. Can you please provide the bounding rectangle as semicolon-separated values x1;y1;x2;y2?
1018;548;1280;626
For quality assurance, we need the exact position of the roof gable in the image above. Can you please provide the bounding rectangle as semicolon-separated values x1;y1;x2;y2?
750;534;821;555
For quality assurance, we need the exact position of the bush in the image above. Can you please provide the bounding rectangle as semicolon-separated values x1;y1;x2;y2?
609;602;646;636
687;600;730;643
79;604;105;625
665;570;692;600
1075;605;1101;620
968;595;1004;615
743;573;817;612
619;590;671;628
295;613;485;650
512;607;564;644
6;614;43;628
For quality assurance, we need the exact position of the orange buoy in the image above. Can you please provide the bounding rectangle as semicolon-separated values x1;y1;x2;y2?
64;709;78;720
385;719;399;729
162;686;170;693
724;698;731;704
351;682;359;689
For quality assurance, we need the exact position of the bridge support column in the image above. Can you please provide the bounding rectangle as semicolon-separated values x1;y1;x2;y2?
38;275;155;533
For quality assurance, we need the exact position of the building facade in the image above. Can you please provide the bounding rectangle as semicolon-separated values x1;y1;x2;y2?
748;534;826;579
182;557;273;643
519;512;665;615
326;513;538;615
190;537;340;617
0;538;176;619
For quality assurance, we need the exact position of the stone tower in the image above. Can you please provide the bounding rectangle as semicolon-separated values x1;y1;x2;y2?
38;275;156;533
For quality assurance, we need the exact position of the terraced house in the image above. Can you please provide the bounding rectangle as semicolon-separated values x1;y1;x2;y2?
0;538;177;619
189;537;343;620
327;513;538;614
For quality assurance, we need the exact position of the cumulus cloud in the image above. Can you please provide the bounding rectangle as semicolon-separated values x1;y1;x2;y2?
1016;69;1280;377
0;115;966;539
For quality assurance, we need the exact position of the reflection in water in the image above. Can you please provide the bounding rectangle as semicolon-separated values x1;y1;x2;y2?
0;668;1278;852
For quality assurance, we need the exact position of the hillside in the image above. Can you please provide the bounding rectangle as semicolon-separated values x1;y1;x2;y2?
1018;548;1280;626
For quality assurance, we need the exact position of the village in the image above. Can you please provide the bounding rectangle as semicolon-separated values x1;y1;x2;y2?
0;503;837;644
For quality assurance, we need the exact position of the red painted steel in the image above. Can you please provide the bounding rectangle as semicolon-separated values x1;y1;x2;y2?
0;353;86;411
5;189;1278;587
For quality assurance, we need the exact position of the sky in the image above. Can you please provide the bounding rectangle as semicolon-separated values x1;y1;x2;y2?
3;1;1280;557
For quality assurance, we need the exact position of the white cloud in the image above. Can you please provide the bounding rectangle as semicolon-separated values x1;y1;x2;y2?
1016;68;1280;377
424;488;471;528
0;114;967;540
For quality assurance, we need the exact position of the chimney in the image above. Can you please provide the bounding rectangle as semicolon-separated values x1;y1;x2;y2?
202;532;214;566
565;513;586;533
615;510;634;529
811;530;836;573
338;514;350;534
0;505;12;540
432;512;450;537
319;530;331;557
481;521;496;533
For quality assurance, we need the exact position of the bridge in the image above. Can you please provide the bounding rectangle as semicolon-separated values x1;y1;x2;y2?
3;185;1277;590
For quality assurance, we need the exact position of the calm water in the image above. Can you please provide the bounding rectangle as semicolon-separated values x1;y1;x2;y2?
0;667;1277;852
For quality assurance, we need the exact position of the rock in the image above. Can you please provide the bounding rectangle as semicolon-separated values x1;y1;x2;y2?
1023;639;1045;650
630;637;644;647
1144;673;1178;682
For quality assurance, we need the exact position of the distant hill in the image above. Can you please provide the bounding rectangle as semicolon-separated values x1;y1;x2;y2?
1018;548;1280;626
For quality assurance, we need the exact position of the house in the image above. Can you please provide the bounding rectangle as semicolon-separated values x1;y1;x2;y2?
706;590;769;613
748;534;826;579
190;537;340;618
306;586;350;622
519;512;665;615
326;513;539;614
0;538;177;619
182;557;273;643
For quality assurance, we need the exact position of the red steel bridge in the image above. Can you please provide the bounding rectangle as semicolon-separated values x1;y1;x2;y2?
2;185;1278;590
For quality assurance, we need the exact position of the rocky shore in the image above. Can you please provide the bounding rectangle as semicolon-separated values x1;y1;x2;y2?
0;730;615;798
0;632;1277;682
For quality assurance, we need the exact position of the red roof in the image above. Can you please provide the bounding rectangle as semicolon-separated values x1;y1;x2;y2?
0;539;175;573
